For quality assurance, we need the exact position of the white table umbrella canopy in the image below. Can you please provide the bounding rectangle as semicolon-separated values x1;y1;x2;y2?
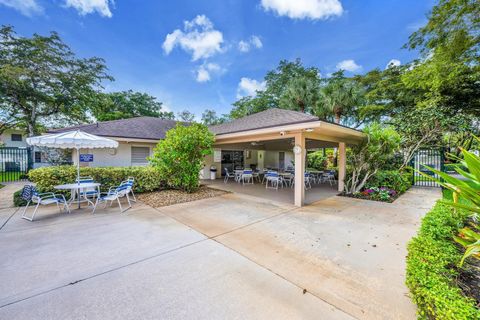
26;130;119;184
26;130;118;149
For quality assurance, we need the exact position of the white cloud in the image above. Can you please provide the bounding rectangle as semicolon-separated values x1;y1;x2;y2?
238;35;263;53
237;77;266;98
64;0;114;17
386;59;401;69
336;59;362;72
260;0;343;20
0;0;43;16
163;15;224;61
196;63;224;83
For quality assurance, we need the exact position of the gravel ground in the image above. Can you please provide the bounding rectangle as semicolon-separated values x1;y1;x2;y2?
138;186;228;208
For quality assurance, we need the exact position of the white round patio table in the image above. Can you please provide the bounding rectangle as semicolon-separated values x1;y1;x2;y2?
54;182;101;209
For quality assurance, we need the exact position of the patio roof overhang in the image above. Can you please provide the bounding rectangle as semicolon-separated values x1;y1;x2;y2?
213;120;365;146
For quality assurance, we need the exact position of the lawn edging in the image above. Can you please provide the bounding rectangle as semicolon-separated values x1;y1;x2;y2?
406;201;479;319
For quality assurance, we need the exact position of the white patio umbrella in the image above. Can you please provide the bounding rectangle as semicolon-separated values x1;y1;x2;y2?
26;130;119;183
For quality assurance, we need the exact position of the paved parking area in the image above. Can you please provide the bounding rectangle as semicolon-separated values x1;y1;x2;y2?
0;187;440;319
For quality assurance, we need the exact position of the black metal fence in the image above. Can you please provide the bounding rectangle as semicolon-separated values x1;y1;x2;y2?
0;147;32;182
410;148;445;187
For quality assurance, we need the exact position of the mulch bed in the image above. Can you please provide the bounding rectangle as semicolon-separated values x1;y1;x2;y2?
138;185;229;208
338;191;401;203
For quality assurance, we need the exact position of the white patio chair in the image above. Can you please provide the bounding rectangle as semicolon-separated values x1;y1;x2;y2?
242;169;254;185
93;183;132;213
224;168;235;183
325;170;337;186
265;172;280;190
121;177;136;202
21;185;70;221
282;173;294;187
77;176;99;202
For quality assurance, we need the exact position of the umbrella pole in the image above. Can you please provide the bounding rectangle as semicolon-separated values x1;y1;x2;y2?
77;148;81;209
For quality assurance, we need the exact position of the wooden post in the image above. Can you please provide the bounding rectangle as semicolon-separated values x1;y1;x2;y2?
338;142;346;192
294;133;305;207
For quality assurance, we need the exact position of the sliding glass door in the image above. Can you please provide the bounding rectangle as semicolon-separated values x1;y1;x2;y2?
221;150;244;175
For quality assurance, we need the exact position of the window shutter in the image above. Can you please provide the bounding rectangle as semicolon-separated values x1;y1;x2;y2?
131;147;150;165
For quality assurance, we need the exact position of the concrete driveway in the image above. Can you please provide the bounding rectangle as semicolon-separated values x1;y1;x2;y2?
0;187;440;319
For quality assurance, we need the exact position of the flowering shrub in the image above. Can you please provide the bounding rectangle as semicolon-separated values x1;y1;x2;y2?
357;187;397;202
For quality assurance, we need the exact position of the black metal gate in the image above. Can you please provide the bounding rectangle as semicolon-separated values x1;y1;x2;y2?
410;148;445;187
0;147;32;182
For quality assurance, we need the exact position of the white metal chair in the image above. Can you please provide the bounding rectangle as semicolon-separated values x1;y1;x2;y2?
224;168;235;183
21;185;70;221
265;172;280;190
93;182;132;213
77;177;99;202
324;170;337;186
121;177;136;202
242;169;254;185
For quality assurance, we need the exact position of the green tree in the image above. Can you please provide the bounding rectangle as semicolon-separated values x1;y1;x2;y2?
229;59;321;118
177;110;195;122
149;123;215;192
317;70;363;124
91;90;174;121
279;75;320;114
345;123;401;194
404;0;480;117
0;25;111;136
201;109;227;125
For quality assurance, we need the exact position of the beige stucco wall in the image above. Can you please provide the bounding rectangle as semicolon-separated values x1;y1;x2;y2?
0;129;28;148
73;141;157;167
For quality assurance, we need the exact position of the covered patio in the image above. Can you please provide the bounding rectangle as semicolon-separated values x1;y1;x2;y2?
204;109;365;207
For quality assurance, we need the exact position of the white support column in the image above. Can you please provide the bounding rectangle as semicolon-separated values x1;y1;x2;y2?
294;133;305;207
338;142;346;192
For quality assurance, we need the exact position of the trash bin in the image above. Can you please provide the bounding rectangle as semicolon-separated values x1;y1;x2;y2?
210;166;217;180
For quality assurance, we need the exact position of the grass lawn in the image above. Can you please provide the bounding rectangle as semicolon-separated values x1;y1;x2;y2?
0;172;25;182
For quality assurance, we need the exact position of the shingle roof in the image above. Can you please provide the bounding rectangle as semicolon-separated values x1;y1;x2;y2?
49;117;183;140
209;108;319;135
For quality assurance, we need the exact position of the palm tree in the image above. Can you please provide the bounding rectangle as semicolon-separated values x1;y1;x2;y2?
279;75;320;114
317;71;362;124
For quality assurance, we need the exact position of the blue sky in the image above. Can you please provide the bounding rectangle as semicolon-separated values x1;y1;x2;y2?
0;0;435;119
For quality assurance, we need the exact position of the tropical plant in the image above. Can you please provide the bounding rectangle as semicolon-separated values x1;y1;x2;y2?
149;123;214;192
317;70;363;124
344;123;401;194
279;75;320;114
419;137;480;265
454;226;480;266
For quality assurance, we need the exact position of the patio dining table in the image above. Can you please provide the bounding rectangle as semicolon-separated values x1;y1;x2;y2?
54;182;101;210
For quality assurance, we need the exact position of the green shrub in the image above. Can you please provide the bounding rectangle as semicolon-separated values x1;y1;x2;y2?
307;151;327;171
150;123;214;193
13;189;28;207
406;202;479;320
445;163;468;173
365;169;412;193
27;165;163;193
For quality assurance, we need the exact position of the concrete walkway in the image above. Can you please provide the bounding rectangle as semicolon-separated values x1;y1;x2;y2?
0;187;441;319
0;181;28;209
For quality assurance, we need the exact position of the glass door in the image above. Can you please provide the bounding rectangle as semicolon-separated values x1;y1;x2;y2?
221;150;244;175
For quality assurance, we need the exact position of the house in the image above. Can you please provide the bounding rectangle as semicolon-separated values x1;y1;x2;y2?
48;117;182;167
0;128;27;148
49;109;364;206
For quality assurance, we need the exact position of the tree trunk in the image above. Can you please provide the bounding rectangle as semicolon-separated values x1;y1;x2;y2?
334;112;341;124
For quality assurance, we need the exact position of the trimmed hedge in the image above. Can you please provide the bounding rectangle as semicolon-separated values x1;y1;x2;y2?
406;202;480;319
365;169;413;193
27;165;163;193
